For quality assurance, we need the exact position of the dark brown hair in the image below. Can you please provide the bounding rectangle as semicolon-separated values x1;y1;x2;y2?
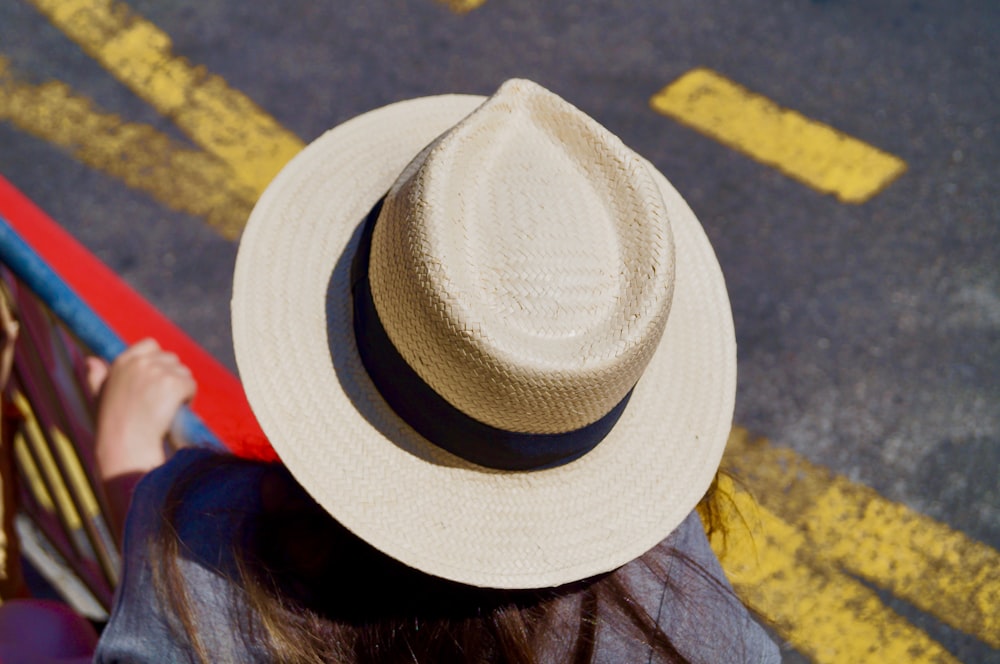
151;453;738;664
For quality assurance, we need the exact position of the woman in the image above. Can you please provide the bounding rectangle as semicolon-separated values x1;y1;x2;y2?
94;79;780;662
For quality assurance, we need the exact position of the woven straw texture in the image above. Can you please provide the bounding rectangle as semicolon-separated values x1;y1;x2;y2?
371;81;674;434
232;80;736;589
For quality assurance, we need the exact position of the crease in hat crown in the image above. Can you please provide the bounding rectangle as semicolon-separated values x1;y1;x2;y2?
368;79;676;435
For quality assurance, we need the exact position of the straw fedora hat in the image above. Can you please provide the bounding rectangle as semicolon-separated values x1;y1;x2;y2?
231;79;736;589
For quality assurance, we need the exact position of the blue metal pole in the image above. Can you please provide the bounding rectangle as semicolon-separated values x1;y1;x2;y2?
0;215;224;450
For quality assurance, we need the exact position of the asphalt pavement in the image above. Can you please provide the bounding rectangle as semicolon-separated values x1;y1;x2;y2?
0;0;997;661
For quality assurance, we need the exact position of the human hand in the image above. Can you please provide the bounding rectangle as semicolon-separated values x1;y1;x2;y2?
91;338;197;483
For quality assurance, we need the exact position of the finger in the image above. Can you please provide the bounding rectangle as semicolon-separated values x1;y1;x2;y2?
163;361;197;403
158;355;195;386
116;338;160;363
85;356;109;396
156;351;186;371
177;372;197;402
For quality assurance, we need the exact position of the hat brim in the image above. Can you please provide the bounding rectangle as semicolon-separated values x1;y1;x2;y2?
232;94;736;589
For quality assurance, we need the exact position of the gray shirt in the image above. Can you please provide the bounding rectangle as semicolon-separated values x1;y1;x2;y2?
95;449;780;663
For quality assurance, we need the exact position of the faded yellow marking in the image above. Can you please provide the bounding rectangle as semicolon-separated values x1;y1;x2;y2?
650;68;907;203
11;392;82;531
0;58;254;238
27;0;304;199
723;427;1000;649
437;0;487;12
49;427;101;520
708;474;961;664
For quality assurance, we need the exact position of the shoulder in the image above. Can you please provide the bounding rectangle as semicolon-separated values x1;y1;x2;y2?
129;448;269;538
603;511;782;663
132;447;265;509
94;449;272;662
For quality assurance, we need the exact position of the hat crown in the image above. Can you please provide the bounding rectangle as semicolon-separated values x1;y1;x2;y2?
369;79;675;434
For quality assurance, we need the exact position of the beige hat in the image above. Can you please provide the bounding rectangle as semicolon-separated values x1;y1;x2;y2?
232;79;736;589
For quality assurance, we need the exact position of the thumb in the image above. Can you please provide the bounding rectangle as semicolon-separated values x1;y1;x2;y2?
85;356;110;398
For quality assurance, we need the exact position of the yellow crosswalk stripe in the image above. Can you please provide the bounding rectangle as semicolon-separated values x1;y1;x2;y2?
651;68;907;203
437;0;487;12
707;473;961;663
26;0;304;200
723;427;1000;649
0;58;253;238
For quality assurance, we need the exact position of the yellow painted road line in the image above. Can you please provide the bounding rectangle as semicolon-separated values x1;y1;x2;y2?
650;68;907;203
707;475;961;664
437;0;487;13
0;59;253;238
27;0;304;200
723;427;1000;650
